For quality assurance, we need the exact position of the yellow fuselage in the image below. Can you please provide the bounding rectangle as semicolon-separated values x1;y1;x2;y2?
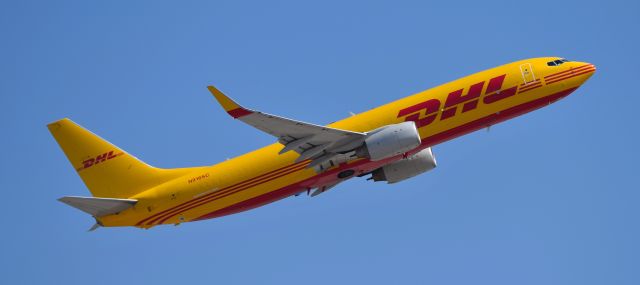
99;57;595;228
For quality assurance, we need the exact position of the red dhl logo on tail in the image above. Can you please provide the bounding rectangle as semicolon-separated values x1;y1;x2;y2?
397;74;518;128
77;150;124;171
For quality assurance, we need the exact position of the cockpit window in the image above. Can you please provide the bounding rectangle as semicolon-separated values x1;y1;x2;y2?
547;58;570;66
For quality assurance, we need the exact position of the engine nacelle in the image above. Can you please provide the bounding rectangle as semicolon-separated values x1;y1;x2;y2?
371;147;437;184
357;122;421;161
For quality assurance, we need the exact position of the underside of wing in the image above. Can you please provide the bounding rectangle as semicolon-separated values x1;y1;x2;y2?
208;86;366;171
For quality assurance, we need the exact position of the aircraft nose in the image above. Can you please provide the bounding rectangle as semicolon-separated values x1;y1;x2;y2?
573;61;596;83
582;62;596;74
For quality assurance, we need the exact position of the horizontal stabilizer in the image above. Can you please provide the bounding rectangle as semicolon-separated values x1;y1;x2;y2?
58;196;137;217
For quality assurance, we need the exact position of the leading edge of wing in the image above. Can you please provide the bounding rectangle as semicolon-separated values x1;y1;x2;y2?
206;85;365;136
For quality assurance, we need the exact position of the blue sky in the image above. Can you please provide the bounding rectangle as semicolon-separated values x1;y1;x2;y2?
1;0;639;284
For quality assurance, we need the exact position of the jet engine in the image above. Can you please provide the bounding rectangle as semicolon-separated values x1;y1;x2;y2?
370;147;437;184
356;122;421;161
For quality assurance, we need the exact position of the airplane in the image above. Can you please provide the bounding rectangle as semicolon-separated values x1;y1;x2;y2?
48;57;595;230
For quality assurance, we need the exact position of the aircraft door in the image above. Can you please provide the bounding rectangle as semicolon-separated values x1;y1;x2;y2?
519;63;537;84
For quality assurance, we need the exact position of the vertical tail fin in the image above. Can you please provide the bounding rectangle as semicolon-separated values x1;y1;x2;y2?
47;118;197;198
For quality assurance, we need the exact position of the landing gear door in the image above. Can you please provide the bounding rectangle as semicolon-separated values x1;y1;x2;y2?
519;63;536;84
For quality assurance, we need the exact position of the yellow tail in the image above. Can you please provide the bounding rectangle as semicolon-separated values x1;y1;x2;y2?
47;118;198;198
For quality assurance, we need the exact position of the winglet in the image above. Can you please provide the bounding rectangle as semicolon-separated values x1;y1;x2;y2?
207;86;253;119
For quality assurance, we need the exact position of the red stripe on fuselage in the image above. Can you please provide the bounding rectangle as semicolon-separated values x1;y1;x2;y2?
136;160;309;226
194;159;374;221
545;64;593;80
519;79;540;87
518;82;543;93
546;68;596;85
154;162;310;225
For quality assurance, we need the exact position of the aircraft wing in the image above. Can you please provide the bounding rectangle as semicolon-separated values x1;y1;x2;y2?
208;86;366;169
